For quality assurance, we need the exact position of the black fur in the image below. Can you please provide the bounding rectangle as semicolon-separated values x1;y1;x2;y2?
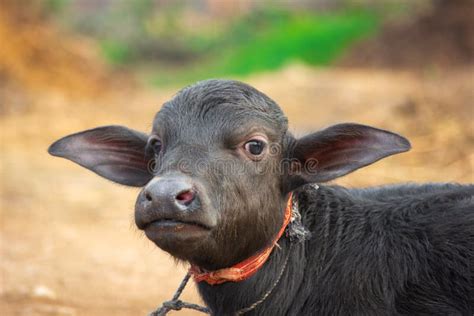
199;183;474;315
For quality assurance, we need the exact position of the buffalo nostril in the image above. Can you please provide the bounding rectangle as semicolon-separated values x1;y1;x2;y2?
145;192;153;202
176;190;195;206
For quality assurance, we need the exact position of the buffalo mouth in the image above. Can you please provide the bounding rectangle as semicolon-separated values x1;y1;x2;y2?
145;218;211;231
143;218;212;243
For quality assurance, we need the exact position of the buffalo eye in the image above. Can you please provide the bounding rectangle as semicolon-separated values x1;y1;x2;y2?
244;139;266;157
147;136;162;155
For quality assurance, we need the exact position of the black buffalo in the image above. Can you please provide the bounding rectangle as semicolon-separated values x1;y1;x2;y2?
49;79;474;315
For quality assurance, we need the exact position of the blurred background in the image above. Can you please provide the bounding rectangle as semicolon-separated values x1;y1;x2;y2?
1;0;472;315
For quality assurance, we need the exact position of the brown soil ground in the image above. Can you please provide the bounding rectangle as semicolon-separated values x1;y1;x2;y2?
1;2;473;315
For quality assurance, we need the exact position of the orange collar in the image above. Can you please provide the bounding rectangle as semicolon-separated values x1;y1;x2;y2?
190;193;293;285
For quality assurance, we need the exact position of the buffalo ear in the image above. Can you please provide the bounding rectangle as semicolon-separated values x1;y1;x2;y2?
48;125;153;187
287;123;410;190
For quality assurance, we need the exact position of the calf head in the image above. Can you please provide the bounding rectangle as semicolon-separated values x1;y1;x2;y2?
49;80;410;270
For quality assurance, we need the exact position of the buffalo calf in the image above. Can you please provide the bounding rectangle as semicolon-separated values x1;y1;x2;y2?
49;80;474;315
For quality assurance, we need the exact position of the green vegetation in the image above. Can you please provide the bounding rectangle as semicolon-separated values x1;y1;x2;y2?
216;10;378;73
46;0;381;86
42;0;70;14
150;9;379;86
100;40;132;65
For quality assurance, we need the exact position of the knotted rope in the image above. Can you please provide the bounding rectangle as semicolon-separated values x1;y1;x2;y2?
148;272;210;316
148;245;291;316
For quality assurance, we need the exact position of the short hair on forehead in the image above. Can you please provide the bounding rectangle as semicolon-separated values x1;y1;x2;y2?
166;79;288;131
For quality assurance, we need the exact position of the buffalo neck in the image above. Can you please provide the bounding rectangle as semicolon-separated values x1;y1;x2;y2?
196;185;329;315
195;188;318;315
196;234;307;315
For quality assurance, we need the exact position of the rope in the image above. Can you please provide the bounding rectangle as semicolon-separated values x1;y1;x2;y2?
148;272;210;316
148;243;292;316
149;193;307;315
235;243;292;315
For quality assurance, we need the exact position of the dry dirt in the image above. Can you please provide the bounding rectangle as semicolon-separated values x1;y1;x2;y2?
1;64;473;315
